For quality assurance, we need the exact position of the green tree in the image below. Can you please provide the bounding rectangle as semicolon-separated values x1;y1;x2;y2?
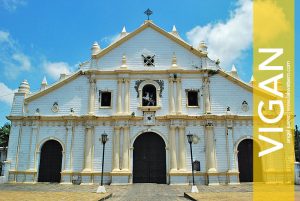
0;123;11;150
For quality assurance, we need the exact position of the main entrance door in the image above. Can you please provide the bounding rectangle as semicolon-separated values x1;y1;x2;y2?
38;140;63;182
133;132;166;184
238;139;253;182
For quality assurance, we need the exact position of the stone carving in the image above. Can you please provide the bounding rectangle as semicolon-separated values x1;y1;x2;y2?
51;102;59;113
241;101;249;112
154;80;164;97
134;80;164;98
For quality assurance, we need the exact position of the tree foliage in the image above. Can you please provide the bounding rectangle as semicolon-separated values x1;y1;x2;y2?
0;123;10;149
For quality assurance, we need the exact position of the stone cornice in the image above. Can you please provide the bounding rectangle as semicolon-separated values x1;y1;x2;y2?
7;114;252;122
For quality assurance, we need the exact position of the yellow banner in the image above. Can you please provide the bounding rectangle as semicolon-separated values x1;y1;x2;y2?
253;0;295;201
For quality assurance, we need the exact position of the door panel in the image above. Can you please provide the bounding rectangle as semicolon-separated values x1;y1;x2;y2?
133;132;166;184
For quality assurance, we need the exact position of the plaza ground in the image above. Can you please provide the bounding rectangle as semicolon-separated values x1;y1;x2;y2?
0;183;299;201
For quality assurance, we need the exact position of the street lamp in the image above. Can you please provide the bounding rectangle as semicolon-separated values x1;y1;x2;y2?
97;131;108;193
187;132;199;193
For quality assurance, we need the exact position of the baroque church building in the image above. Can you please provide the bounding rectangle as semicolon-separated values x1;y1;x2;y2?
4;20;255;185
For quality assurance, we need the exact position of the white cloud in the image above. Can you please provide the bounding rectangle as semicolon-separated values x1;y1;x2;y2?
0;82;16;105
186;0;252;69
0;0;26;12
43;61;72;80
101;33;120;46
0;31;10;43
0;30;32;79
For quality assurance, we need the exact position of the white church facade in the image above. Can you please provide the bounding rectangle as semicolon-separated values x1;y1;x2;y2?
4;20;257;185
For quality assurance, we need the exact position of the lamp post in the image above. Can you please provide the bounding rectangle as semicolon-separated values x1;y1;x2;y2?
97;132;108;193
187;132;199;193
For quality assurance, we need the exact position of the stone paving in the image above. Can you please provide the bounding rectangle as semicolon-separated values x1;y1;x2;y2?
0;183;299;201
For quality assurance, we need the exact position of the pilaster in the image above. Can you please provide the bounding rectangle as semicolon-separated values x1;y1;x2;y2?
64;122;73;171
203;75;211;114
176;78;182;114
122;127;129;171
28;122;38;170
124;79;130;114
178;126;186;170
83;125;93;172
112;127;120;171
117;79;122;114
205;122;219;185
168;78;175;114
88;74;96;115
169;126;177;171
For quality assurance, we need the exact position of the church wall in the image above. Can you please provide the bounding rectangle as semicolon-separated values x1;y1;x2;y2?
210;74;252;115
185;125;206;172
16;126;31;171
93;125;113;172
181;78;203;115
214;122;228;172
6;124;20;171
97;28;203;70
71;125;85;172
27;76;89;116
95;79;117;116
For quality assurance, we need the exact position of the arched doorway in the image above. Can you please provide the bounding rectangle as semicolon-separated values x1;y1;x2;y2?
38;140;63;182
237;139;262;182
133;132;166;183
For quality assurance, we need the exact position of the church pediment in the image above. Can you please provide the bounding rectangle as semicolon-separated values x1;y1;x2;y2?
91;21;219;71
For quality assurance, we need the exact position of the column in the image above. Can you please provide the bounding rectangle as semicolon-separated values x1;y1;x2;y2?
206;125;217;172
28;124;38;170
64;124;73;171
169;126;177;171
83;126;93;171
124;79;130;114
203;76;211;114
176;79;182;114
112;127;120;171
178;126;186;170
227;128;237;171
169;79;175;114
122;127;129;171
117;79;122;114
88;75;96;115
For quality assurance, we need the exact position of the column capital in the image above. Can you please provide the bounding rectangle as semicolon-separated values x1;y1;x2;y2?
85;124;93;129
178;125;185;130
169;125;177;129
89;74;96;83
114;126;121;130
175;78;182;83
168;78;174;83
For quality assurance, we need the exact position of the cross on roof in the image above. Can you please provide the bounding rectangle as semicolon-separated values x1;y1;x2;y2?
144;8;153;20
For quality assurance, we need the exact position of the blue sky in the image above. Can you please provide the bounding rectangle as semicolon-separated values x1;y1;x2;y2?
0;0;298;126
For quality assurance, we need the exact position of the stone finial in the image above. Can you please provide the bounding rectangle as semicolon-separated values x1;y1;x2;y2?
171;25;179;37
171;52;178;68
230;64;238;78
121;54;127;68
91;41;101;56
250;75;255;85
198;41;208;55
120;26;127;37
40;76;48;90
18;80;30;94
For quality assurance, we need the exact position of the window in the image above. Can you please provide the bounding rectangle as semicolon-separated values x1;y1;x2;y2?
187;90;199;107
142;84;157;106
142;54;155;66
99;91;112;107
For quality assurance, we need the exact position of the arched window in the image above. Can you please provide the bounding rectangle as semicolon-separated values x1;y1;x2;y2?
142;84;157;106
